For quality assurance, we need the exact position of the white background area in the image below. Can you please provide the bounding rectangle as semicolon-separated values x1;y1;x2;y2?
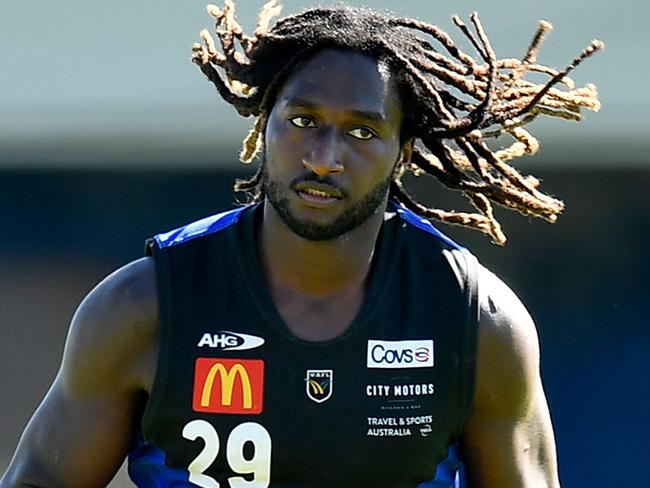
1;0;646;167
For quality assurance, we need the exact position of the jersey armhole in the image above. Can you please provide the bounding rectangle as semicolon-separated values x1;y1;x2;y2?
140;241;172;436
455;250;480;439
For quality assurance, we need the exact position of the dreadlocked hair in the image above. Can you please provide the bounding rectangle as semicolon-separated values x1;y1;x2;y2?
192;0;603;244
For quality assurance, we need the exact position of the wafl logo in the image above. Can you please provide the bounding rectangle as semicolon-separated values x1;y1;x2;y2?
367;340;434;369
306;370;333;403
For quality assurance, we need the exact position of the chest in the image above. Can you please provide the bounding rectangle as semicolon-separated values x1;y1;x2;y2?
271;288;366;341
140;222;475;486
143;290;467;487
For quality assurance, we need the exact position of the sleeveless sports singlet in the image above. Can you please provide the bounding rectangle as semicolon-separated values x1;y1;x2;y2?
128;201;479;488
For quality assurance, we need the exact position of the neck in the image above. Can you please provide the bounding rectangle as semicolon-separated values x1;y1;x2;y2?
257;198;388;298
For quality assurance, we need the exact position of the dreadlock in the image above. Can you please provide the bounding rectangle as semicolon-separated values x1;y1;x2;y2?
192;0;603;244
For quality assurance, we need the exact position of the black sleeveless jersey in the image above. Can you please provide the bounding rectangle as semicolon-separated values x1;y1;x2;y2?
128;201;479;488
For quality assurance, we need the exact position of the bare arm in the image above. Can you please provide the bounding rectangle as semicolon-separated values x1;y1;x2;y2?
460;266;561;488
0;257;158;488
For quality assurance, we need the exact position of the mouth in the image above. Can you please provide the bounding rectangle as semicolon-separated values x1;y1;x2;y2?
294;182;344;204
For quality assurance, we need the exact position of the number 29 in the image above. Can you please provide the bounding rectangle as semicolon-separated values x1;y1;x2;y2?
182;420;272;488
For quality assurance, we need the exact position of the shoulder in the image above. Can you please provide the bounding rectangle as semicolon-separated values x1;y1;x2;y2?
389;202;467;252
151;205;249;249
473;264;540;415
0;258;159;487
459;265;561;486
60;257;159;396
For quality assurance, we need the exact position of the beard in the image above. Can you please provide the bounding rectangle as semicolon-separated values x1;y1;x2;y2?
261;164;392;242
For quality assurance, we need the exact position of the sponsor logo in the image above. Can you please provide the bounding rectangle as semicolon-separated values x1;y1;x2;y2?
305;370;333;403
366;340;434;369
197;331;265;351
367;428;411;437
193;358;264;414
366;415;433;437
366;383;435;397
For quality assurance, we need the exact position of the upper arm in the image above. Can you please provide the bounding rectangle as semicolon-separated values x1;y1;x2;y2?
1;257;158;488
459;266;560;488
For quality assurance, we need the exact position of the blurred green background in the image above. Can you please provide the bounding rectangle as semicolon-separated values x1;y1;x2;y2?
1;1;648;487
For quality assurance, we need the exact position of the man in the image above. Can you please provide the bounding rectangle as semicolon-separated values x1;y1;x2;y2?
1;2;601;487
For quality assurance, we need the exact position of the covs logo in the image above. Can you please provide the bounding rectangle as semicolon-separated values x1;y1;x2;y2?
366;340;435;369
193;358;265;414
197;331;265;351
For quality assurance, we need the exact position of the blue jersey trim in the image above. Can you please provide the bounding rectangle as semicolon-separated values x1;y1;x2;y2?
128;433;193;487
128;435;465;488
389;201;467;252
154;202;465;252
417;444;465;488
154;206;248;249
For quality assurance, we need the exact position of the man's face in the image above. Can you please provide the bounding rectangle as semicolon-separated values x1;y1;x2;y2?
262;48;408;241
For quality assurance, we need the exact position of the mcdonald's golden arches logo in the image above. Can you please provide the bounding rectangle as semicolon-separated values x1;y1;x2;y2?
192;358;265;414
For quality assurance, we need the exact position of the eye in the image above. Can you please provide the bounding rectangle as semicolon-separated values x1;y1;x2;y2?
289;115;316;128
348;127;377;140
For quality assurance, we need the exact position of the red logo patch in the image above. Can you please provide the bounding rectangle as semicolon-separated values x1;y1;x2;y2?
192;358;265;414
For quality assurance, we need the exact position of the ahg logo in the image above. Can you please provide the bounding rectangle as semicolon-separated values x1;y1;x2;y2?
197;331;265;351
366;340;434;369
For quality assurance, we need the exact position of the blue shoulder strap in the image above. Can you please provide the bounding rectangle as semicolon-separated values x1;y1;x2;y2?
154;206;248;249
389;200;468;252
154;202;463;251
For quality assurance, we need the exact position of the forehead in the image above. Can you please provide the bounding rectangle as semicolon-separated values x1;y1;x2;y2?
274;48;401;116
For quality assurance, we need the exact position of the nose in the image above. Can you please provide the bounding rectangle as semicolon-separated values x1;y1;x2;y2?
302;127;344;177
